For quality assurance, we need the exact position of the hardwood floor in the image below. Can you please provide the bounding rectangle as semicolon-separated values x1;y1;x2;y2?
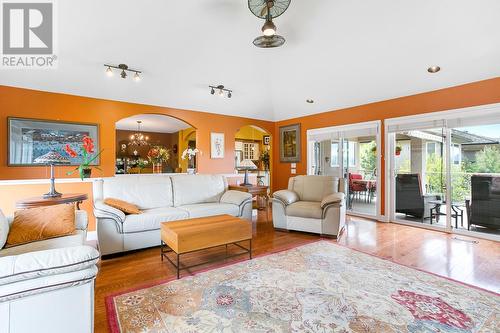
94;211;500;332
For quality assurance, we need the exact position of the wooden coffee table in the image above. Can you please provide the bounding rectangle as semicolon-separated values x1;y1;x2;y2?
160;214;252;279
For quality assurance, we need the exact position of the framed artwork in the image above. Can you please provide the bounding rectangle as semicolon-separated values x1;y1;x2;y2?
263;135;270;145
8;117;100;166
210;132;225;159
280;123;301;163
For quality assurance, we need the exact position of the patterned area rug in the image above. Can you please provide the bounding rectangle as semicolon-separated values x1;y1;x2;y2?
106;241;499;332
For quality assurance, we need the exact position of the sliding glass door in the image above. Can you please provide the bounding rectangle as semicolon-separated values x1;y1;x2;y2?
387;105;500;239
307;121;381;218
391;127;448;229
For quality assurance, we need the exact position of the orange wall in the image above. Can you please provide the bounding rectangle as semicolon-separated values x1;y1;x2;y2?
1;77;499;227
273;77;500;216
0;85;274;179
0;85;273;230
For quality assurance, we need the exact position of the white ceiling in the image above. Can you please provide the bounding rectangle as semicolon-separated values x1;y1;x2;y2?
115;114;191;133
1;0;499;121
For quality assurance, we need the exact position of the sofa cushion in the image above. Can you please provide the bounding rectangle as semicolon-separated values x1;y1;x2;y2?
0;211;8;249
178;203;240;218
290;175;340;202
104;198;142;215
171;175;228;206
286;201;323;219
0;230;86;258
6;204;76;248
123;207;189;233
100;175;173;209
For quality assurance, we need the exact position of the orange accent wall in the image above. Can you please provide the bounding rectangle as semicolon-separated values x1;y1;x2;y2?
0;85;274;179
273;77;500;216
0;85;274;231
1;77;499;228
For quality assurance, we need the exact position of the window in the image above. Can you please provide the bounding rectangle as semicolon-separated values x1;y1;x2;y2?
242;142;259;160
343;141;356;167
330;142;339;166
452;144;461;165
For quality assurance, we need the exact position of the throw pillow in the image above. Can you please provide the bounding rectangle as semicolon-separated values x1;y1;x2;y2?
0;210;9;249
6;204;76;247
104;198;142;215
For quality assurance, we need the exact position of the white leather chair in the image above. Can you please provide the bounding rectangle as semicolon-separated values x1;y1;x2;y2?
0;209;99;333
272;175;347;237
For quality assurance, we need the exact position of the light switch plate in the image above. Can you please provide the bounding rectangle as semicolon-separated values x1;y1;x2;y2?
291;163;296;168
291;168;296;174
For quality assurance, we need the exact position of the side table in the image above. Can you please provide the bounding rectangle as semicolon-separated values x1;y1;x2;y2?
229;185;270;221
16;193;89;210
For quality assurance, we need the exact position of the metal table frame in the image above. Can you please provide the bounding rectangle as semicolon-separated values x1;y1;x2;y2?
429;201;464;228
161;239;252;279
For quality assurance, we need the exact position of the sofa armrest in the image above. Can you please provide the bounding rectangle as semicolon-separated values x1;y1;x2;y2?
321;193;345;208
220;190;252;206
0;245;99;286
273;190;299;206
75;210;88;231
93;200;125;223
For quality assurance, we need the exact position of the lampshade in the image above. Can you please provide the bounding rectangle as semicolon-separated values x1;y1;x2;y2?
34;151;70;165
239;159;257;170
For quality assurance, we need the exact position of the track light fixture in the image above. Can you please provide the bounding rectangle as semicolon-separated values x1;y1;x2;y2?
209;85;232;99
104;63;142;81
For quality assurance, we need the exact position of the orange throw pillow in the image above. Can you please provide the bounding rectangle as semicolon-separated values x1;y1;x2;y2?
6;204;76;247
104;198;142;215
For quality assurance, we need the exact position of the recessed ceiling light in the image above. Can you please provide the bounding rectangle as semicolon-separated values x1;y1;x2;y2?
427;66;441;73
306;99;314;104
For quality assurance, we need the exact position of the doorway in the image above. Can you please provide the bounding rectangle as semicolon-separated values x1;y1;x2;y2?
307;121;381;219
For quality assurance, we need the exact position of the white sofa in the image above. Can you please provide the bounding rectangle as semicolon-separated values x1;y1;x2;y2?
272;175;347;237
0;209;99;333
93;174;253;256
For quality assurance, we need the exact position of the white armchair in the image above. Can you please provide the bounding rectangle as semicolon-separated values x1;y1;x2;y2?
0;209;99;333
272;175;347;237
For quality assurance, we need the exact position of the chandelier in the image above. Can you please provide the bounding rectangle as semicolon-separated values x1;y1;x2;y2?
129;121;149;146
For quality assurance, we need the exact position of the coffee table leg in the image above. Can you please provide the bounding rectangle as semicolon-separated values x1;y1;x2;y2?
249;239;252;259
176;253;180;279
160;241;164;261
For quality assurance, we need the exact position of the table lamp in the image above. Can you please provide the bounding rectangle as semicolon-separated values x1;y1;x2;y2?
238;159;258;186
34;151;70;198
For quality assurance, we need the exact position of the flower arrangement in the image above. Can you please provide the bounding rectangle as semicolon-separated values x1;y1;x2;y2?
136;158;149;173
147;146;170;164
65;136;102;180
181;148;200;161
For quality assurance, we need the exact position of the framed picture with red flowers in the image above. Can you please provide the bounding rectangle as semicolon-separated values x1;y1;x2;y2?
8;117;100;166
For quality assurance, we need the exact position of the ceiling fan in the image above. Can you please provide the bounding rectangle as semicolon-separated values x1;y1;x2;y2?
248;0;291;48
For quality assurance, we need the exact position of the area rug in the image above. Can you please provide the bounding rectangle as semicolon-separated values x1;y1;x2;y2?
106;241;499;332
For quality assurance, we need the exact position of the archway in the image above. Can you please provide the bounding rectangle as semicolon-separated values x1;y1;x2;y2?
234;125;273;187
115;114;196;174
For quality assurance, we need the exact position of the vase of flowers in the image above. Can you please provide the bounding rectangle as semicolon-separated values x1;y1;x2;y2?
136;158;149;174
147;146;170;174
65;136;103;180
182;148;200;174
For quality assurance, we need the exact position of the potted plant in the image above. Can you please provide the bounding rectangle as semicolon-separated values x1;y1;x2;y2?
65;136;102;180
147;146;170;173
182;148;201;174
136;158;149;174
395;145;402;156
